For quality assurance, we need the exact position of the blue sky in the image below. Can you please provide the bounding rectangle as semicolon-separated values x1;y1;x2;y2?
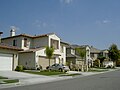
0;0;120;49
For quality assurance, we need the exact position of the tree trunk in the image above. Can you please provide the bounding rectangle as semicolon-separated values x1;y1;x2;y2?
49;59;50;66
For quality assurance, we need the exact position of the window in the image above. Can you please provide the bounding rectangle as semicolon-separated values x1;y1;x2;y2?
61;45;64;53
51;39;59;49
13;39;17;46
24;38;27;47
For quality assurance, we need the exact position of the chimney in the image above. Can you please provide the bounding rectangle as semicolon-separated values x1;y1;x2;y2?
10;28;16;37
0;32;3;43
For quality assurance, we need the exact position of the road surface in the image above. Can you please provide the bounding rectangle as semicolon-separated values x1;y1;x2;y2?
1;70;120;90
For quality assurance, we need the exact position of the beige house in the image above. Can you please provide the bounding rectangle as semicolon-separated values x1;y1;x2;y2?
66;45;91;67
2;29;67;70
90;46;101;61
0;43;22;70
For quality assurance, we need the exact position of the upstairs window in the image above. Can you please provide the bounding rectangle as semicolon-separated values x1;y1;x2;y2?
24;38;27;47
13;39;17;46
51;39;59;49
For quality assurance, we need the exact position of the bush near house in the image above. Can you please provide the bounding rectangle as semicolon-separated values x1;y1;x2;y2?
15;65;23;72
93;59;100;67
116;60;120;67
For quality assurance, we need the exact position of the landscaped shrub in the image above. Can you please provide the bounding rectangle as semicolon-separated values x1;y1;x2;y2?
15;65;23;72
93;59;100;67
116;60;120;67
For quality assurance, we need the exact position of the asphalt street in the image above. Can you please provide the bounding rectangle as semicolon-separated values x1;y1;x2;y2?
1;70;120;90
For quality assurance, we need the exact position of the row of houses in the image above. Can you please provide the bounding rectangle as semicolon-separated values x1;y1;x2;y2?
0;29;109;71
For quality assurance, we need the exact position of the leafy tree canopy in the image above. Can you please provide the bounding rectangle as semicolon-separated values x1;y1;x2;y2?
76;48;86;59
45;46;54;66
108;44;120;61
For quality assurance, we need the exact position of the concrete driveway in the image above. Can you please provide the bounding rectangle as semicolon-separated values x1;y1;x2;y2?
0;71;48;79
0;71;63;88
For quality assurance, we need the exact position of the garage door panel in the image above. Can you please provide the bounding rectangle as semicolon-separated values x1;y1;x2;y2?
38;57;54;69
0;54;13;71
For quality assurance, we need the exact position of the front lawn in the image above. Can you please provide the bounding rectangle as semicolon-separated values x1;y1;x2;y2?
0;76;8;79
0;76;19;84
59;73;81;77
23;70;66;76
88;68;109;72
3;79;19;84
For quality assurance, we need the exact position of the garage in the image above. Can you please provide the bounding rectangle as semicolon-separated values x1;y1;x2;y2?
0;53;13;71
38;57;55;69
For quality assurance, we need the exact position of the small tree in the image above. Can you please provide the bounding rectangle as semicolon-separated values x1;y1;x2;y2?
93;59;100;67
108;44;120;64
97;55;106;66
45;46;54;67
76;48;86;63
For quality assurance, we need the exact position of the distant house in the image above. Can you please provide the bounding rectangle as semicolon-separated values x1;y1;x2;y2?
1;29;67;70
66;45;83;66
66;44;91;67
90;46;101;61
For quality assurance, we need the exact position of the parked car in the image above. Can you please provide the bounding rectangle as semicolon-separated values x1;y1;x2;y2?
46;63;70;72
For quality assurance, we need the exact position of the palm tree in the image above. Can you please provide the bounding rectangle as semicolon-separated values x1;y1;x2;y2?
45;46;54;66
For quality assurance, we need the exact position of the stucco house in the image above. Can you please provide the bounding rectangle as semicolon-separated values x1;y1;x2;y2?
90;46;109;61
0;43;22;70
66;44;91;67
1;29;67;70
90;46;101;61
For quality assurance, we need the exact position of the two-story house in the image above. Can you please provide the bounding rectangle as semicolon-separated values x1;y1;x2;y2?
2;29;66;70
66;44;91;67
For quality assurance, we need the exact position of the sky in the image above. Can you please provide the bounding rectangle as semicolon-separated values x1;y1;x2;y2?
0;0;120;49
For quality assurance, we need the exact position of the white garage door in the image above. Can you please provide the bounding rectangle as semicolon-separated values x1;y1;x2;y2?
0;54;13;71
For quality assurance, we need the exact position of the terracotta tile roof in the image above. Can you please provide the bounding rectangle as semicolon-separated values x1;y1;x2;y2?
0;43;23;51
2;33;55;40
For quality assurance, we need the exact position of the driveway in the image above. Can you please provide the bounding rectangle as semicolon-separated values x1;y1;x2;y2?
0;71;48;79
0;71;63;88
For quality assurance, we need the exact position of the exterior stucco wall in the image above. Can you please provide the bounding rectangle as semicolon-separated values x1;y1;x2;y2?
0;48;18;70
33;37;48;48
49;34;61;55
19;52;35;69
21;37;33;50
60;45;66;65
91;53;99;61
2;36;33;50
2;37;22;48
66;57;76;64
86;46;91;65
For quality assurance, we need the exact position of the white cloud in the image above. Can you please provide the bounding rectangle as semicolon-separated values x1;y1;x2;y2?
10;26;20;31
60;0;73;4
96;19;111;25
33;20;47;28
102;20;111;24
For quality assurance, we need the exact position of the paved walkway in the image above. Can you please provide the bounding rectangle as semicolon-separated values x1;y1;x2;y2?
0;68;120;89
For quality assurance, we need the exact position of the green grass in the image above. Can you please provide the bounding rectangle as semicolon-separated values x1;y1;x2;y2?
88;69;108;72
0;76;8;79
3;79;19;84
23;70;66;76
59;73;81;77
